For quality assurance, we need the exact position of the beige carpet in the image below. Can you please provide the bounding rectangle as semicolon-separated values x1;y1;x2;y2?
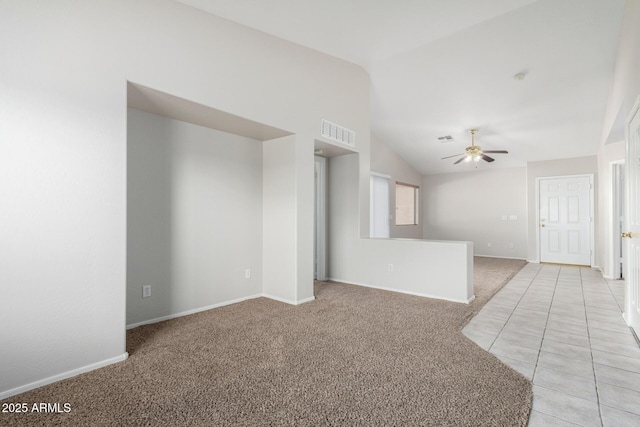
1;257;530;426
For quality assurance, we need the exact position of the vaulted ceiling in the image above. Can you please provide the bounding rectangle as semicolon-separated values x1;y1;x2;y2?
176;0;626;174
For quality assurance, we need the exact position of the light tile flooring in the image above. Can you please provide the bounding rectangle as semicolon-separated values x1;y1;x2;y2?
462;263;640;426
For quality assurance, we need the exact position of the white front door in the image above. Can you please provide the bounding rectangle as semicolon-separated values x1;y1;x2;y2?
624;97;640;334
539;175;593;265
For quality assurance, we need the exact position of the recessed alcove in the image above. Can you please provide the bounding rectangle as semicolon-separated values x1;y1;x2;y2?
126;82;306;329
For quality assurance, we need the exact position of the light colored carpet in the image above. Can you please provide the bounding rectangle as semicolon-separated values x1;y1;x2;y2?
1;256;530;426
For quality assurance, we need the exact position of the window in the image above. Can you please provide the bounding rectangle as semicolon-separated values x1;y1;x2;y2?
395;182;419;225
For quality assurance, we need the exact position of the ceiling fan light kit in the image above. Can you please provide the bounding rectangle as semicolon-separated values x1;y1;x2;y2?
442;129;508;166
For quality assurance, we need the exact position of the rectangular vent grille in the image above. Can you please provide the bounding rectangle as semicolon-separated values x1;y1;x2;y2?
321;119;355;147
438;135;454;142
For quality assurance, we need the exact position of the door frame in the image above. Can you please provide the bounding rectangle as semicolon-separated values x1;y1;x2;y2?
314;156;327;281
611;160;625;279
535;173;595;266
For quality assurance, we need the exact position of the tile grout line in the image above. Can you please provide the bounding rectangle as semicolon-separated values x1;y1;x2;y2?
606;280;624;312
530;265;560;385
487;264;544;352
582;267;605;427
529;266;604;426
592;275;640;422
603;278;640;349
478;266;640;425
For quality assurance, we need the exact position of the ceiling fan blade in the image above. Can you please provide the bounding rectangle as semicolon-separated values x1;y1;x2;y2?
481;154;495;162
454;156;466;165
483;150;508;154
442;153;464;159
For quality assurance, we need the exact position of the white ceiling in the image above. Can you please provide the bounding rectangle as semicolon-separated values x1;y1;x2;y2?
176;0;626;175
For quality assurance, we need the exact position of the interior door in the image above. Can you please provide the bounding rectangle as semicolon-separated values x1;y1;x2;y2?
623;98;640;334
539;175;592;265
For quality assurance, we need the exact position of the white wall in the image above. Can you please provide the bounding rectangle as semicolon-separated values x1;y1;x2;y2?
262;135;315;304
328;154;474;303
370;135;423;239
526;156;598;262
599;0;640;324
126;109;263;326
422;168;528;259
598;1;640;279
601;0;640;146
421;157;601;264
0;0;369;398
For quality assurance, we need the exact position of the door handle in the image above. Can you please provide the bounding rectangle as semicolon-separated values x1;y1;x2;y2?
541;224;545;227
621;232;639;238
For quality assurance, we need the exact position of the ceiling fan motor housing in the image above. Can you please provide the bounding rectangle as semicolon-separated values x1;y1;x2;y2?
466;145;482;156
441;128;508;164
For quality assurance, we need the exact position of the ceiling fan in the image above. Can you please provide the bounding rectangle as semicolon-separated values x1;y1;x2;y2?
442;129;508;165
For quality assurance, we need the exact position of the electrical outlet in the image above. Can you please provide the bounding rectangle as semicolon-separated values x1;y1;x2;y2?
142;285;151;298
245;268;251;279
388;263;394;272
487;242;492;247
509;243;514;249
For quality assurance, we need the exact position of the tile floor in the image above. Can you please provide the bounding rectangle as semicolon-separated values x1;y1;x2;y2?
463;263;640;426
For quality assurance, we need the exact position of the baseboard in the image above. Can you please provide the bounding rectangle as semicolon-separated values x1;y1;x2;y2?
0;352;129;400
594;266;615;279
327;277;473;304
126;294;263;329
295;296;316;305
262;293;315;306
474;254;527;261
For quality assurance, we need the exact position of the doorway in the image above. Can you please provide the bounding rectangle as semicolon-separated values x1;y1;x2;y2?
370;173;391;238
538;174;594;266
314;156;327;281
612;161;625;279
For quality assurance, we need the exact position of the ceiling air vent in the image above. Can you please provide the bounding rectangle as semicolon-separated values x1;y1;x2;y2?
321;119;355;147
438;135;454;142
